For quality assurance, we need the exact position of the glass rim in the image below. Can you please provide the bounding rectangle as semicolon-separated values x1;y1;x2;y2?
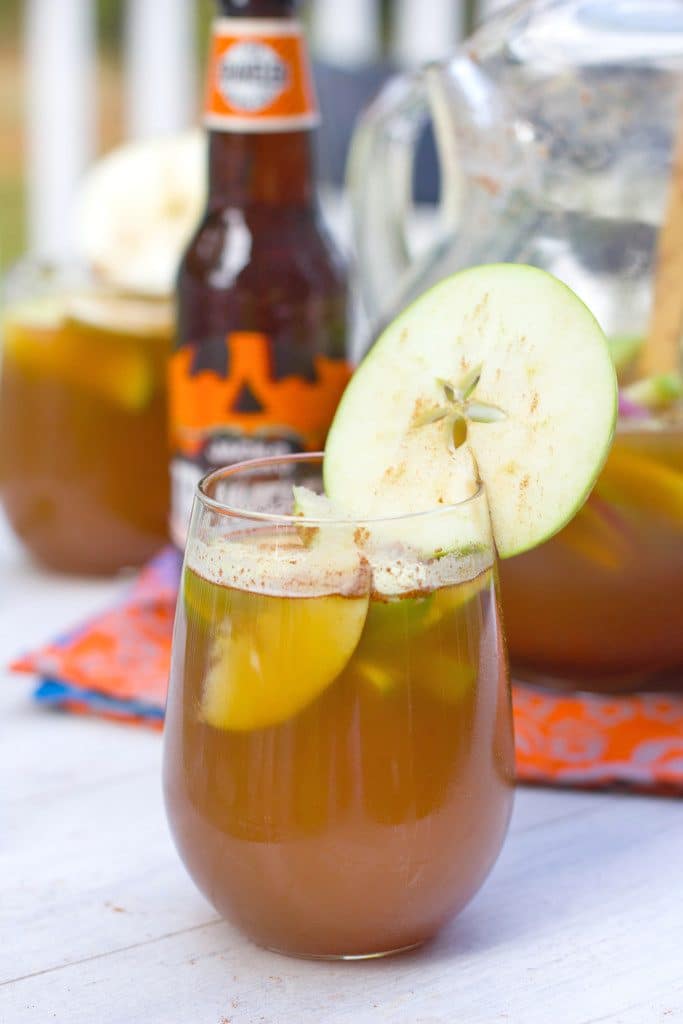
196;453;485;526
2;254;174;305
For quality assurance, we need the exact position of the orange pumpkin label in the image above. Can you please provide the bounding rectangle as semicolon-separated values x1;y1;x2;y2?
169;332;351;545
204;18;319;133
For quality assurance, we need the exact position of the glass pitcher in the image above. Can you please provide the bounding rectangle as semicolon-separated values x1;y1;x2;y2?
349;0;683;346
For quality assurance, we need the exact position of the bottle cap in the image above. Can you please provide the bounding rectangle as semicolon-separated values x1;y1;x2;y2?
217;0;300;16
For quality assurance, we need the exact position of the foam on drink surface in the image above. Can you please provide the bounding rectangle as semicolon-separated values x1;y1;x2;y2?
186;523;493;599
186;529;368;599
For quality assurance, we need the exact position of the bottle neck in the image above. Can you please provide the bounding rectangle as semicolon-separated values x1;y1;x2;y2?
217;1;299;16
204;7;318;206
208;130;315;207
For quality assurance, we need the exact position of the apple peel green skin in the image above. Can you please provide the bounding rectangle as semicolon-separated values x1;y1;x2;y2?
324;264;617;560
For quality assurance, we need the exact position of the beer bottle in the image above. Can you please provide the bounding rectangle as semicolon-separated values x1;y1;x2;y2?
170;0;350;545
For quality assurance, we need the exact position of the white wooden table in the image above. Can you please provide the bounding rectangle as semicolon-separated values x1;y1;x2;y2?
2;516;683;1024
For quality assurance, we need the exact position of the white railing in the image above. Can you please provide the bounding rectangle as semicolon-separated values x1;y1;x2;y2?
25;0;96;258
392;0;465;67
23;0;507;257
125;0;198;140
311;0;382;65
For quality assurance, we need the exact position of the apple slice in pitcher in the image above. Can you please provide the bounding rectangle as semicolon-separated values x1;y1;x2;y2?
324;264;617;559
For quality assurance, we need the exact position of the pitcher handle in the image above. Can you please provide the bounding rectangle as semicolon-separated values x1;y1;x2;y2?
347;64;463;327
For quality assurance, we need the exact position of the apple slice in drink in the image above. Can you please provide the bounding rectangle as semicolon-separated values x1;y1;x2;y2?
554;496;633;570
186;532;370;731
324;265;617;559
201;587;370;732
597;449;683;528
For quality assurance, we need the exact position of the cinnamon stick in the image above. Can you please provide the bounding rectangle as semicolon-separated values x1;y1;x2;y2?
639;103;683;376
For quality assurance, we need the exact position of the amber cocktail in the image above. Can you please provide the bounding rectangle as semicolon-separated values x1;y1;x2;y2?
0;262;170;574
163;455;514;959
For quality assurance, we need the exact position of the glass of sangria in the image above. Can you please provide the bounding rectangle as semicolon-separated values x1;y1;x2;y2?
163;453;514;959
0;259;171;574
500;376;683;693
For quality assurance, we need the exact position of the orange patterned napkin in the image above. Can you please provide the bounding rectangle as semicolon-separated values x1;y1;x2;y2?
10;548;683;793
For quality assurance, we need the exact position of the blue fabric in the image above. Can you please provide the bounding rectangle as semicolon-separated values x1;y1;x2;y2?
34;678;165;721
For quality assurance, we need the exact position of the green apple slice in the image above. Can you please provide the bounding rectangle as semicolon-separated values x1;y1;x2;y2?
201;588;369;732
598;449;683;527
185;530;370;731
324;264;617;559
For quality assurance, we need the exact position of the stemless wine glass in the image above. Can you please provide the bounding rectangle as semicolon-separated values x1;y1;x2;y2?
163;453;514;959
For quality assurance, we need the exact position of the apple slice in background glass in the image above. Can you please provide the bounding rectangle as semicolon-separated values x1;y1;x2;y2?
76;133;206;297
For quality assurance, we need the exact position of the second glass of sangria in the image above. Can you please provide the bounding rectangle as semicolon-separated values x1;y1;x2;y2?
0;260;171;574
